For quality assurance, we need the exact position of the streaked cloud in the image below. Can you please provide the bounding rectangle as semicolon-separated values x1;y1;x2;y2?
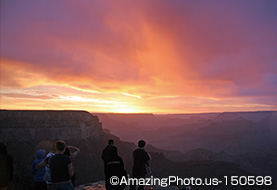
1;0;276;113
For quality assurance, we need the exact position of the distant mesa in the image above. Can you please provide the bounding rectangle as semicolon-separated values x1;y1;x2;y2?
0;110;102;142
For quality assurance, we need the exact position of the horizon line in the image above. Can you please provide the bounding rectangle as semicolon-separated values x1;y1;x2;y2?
1;109;277;115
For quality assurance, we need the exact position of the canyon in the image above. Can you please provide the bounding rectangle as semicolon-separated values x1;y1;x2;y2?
0;110;275;190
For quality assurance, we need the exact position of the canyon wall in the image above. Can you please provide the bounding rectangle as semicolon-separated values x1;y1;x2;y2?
0;110;103;141
0;110;107;190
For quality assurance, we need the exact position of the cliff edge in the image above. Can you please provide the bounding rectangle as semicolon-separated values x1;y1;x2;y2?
0;110;103;141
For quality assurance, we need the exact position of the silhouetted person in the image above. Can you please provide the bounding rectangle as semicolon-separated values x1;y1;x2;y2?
105;146;125;190
30;149;47;190
102;139;115;190
36;140;74;190
0;143;13;190
130;140;150;190
64;145;80;187
102;139;114;162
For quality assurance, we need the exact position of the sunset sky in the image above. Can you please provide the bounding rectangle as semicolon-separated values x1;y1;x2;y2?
1;0;277;113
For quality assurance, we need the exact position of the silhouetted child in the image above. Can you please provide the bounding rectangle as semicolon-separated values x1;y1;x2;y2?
30;149;47;190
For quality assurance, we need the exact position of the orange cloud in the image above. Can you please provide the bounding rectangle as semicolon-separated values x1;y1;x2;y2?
1;0;276;113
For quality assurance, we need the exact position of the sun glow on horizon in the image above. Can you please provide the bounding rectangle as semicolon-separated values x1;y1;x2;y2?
1;1;277;113
109;106;141;113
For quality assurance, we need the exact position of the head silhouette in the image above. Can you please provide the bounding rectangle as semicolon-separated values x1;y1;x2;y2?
138;140;146;148
55;140;66;152
108;139;114;145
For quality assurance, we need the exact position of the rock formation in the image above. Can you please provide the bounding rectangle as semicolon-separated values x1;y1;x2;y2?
0;110;105;189
0;110;102;141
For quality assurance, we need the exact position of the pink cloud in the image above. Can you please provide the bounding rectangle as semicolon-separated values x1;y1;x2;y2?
1;0;276;112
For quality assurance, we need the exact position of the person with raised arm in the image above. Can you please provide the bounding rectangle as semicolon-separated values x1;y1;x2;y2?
64;145;80;187
36;140;74;190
